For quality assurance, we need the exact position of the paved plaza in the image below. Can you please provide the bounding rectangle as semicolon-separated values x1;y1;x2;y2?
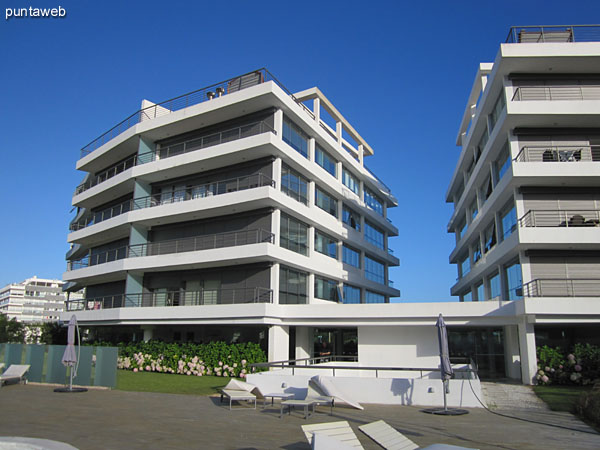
0;385;598;449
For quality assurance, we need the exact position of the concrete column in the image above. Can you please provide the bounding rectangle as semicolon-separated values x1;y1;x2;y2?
513;186;525;223
125;272;143;298
497;264;506;300
133;179;151;210
268;325;290;363
272;157;282;190
336;161;343;182
517;318;538;385
336;121;343;148
141;326;154;342
358;180;365;202
520;250;532;294
308;225;315;257
295;326;312;359
274;109;284;137
308;138;315;162
313;98;320;124
308;273;315;304
308;181;316;207
504;325;522;380
358;144;364;166
270;263;280;305
271;209;281;247
130;224;148;247
138;136;155;162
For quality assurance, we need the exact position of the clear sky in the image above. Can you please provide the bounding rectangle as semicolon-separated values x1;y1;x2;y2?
1;0;598;301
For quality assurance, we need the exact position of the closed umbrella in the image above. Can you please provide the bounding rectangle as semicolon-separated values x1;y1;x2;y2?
54;315;87;393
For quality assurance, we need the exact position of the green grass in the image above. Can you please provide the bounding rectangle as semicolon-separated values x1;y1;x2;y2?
116;369;232;395
533;385;593;412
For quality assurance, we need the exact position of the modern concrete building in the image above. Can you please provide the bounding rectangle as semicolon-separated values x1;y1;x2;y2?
0;276;74;323
63;69;400;358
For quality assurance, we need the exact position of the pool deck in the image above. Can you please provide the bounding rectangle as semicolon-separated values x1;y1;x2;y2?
0;385;598;449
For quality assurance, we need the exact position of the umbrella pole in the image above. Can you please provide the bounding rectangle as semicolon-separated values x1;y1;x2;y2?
443;379;448;412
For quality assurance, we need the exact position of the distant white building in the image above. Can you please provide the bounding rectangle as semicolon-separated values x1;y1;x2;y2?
0;276;80;323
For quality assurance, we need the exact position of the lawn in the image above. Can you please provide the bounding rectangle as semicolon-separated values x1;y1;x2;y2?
533;385;593;412
116;369;232;395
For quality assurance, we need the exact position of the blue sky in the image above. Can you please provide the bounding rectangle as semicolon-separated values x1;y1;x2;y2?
1;0;598;301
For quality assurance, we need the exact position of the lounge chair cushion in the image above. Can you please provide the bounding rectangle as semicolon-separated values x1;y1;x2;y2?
0;364;30;386
312;431;357;450
359;420;419;450
302;421;363;449
310;375;363;410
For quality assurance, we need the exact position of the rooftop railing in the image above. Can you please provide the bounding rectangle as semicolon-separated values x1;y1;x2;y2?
523;278;600;297
74;120;276;196
79;68;312;158
66;287;273;311
515;145;600;162
67;228;274;271
505;25;600;43
512;84;600;101
519;209;600;228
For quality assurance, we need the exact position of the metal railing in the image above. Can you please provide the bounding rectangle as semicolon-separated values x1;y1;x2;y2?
523;279;600;297
515;145;600;162
67;229;274;270
66;287;273;310
80;68;312;158
506;25;600;44
75;121;276;196
519;209;600;227
512;85;600;101
69;198;132;231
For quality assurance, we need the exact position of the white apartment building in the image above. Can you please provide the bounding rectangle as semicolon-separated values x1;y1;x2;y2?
0;276;71;323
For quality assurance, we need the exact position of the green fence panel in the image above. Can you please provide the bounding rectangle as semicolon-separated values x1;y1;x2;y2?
0;343;5;363
46;345;67;384
5;343;24;366
73;346;93;387
24;345;46;382
94;346;117;388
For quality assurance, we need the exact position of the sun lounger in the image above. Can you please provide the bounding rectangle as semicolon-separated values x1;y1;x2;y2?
219;389;256;410
306;381;334;415
0;364;30;387
302;421;364;449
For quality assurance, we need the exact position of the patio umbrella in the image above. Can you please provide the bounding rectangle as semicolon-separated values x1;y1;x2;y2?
54;315;87;393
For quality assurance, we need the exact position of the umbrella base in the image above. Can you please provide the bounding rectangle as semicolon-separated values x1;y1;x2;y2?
54;387;88;393
420;407;469;415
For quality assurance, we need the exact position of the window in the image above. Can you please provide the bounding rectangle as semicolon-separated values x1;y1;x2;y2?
315;276;339;302
457;220;467;241
315;145;336;177
342;205;361;231
484;222;496;253
282;116;308;158
463;291;473;302
279;266;307;304
342;168;359;195
476;282;485;301
365;221;384;250
343;284;361;304
364;188;383;216
365;291;385;303
342;245;361;268
460;255;470;277
281;164;308;204
501;203;517;240
505;261;523;301
470;199;478;221
495;144;510;183
488;92;506;133
477;128;489;155
315;230;337;259
489;272;501;299
280;214;308;255
315;186;338;217
365;256;385;284
482;176;493;202
473;240;482;264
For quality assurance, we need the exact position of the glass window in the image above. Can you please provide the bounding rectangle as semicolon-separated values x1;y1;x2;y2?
460;255;470;277
365;256;385;284
365;291;385;303
343;284;361;304
476;282;485;301
470;199;478;221
477;128;489;154
488;92;506;133
489;272;501;299
342;245;361;268
495;144;511;183
315;230;337;259
484;222;496;253
505;261;523;301
315;186;338;217
463;291;473;302
365;221;384;250
342;168;359;195
364;188;383;216
482;176;493;202
342;205;361;231
315;276;339;302
280;214;308;255
473;240;482;264
282;116;308;158
281;164;308;205
279;266;307;304
457;220;467;241
501;203;517;240
315;145;336;177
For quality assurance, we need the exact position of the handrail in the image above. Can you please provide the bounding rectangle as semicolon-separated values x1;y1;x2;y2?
519;209;600;227
514;145;600;162
79;68;312;158
69;198;133;231
74;120;276;196
523;278;600;297
506;25;600;44
512;85;600;101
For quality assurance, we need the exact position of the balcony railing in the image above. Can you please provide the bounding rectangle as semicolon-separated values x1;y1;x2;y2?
523;278;600;297
67;229;274;270
515;145;600;162
70;173;274;232
79;68;313;158
506;25;600;44
66;287;273;311
74;121;276;196
519;209;600;227
512;85;600;101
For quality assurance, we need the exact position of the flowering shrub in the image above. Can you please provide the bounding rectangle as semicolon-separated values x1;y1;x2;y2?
536;344;600;385
116;341;266;377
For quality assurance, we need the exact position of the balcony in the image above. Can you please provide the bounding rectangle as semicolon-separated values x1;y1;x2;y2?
70;173;274;232
74;120;276;196
523;278;600;297
515;145;600;162
505;25;600;44
67;228;275;271
512;84;600;102
519;210;600;227
66;287;273;311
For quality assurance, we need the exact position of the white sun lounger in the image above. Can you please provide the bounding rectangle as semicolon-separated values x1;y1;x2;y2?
219;389;256;410
0;364;30;387
302;421;364;449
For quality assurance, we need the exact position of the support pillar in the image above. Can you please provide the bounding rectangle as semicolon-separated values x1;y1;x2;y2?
274;109;284;137
141;326;154;342
504;325;522;380
518;318;538;385
295;327;312;360
268;325;290;363
270;263;280;305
